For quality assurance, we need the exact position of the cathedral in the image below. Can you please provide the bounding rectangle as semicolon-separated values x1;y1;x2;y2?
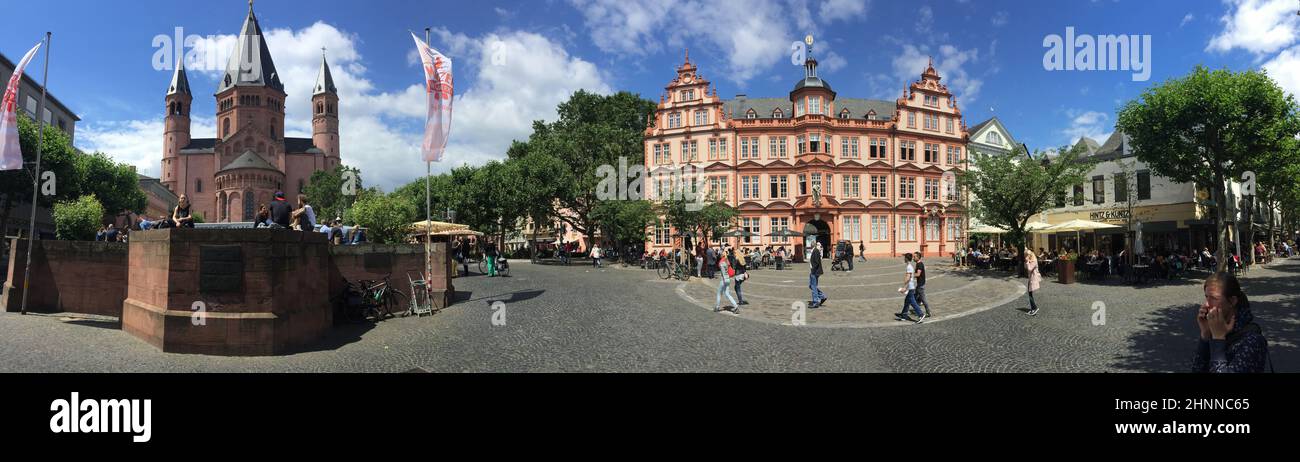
161;2;340;223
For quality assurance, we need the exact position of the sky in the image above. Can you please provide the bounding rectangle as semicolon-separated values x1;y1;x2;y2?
1;0;1297;190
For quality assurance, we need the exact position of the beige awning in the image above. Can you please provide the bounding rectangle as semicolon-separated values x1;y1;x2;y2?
1044;219;1120;232
410;220;471;234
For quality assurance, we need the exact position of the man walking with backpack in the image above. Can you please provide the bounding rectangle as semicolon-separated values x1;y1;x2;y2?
809;241;827;308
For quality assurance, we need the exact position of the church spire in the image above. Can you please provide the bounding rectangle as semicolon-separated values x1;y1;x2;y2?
314;49;337;95
167;56;191;96
219;0;283;92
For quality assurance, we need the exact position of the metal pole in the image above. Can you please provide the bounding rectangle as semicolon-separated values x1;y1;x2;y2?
424;28;433;293
19;32;51;316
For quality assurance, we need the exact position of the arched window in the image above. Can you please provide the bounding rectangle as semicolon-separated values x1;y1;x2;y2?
222;118;231;138
196;179;203;193
270;125;276;139
316;103;323;114
298;179;305;194
244;191;255;221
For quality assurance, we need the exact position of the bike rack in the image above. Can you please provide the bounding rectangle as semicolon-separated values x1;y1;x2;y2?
405;272;436;317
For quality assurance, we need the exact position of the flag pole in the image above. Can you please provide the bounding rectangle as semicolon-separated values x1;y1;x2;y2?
424;28;433;291
19;32;51;315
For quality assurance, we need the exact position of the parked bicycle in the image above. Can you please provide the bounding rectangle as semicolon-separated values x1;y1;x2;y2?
335;274;406;323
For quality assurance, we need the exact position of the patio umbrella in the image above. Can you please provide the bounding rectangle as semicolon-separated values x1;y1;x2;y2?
766;229;803;238
968;224;1008;234
720;229;759;238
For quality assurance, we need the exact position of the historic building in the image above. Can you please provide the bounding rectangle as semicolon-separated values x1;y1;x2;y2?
161;3;340;222
644;47;969;258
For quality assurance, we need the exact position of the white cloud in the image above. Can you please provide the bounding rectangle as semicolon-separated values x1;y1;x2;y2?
1263;44;1300;98
819;0;869;20
1060;110;1113;146
1180;13;1195;27
916;6;934;33
990;11;1009;27
891;44;984;103
1207;0;1300;55
570;0;834;85
80;22;612;191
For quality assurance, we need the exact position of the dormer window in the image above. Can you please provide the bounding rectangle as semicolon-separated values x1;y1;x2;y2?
866;109;877;120
838;109;850;119
772;108;783;118
746;109;757;119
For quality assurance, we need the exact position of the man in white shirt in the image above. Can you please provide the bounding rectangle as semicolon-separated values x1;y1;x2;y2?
895;253;925;324
293;194;317;232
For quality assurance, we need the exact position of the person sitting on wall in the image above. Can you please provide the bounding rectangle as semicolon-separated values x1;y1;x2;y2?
104;224;119;242
139;216;155;231
254;204;272;228
291;194;317;232
268;192;293;229
95;225;107;241
172;195;195;228
329;218;345;244
350;226;367;245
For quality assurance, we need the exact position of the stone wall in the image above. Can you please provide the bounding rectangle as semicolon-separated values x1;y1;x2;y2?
328;242;454;311
1;238;128;317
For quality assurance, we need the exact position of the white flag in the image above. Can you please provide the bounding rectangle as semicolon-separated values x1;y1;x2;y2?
411;33;453;163
0;41;43;171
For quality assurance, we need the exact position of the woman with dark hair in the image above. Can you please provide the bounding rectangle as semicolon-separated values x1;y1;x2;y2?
172;195;195;228
254;204;271;228
1193;272;1271;373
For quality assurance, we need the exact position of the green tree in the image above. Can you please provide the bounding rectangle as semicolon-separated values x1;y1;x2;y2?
958;143;1095;261
590;199;656;258
53;194;105;241
348;190;418;244
1117;66;1300;270
513;90;657;239
0;113;81;236
71;151;147;216
303;165;362;224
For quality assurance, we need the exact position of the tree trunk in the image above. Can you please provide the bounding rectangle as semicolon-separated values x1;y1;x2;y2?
1213;178;1229;273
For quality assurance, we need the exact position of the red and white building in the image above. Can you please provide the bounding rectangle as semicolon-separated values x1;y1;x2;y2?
644;49;969;258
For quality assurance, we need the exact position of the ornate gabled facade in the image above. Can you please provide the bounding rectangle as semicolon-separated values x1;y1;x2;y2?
645;46;969;258
161;2;341;223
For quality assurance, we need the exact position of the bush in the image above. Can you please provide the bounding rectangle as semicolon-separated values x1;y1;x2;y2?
348;192;417;244
53;195;105;241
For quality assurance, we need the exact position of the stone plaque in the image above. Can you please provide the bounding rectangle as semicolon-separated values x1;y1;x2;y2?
200;245;243;293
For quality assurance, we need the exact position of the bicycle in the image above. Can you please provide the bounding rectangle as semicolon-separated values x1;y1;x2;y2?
478;255;509;276
360;274;405;321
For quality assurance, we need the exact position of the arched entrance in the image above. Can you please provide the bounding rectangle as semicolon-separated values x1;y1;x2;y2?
803;220;831;251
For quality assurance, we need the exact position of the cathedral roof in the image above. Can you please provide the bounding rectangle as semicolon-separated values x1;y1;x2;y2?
167;57;191;96
219;150;279;173
314;53;337;95
218;3;284;93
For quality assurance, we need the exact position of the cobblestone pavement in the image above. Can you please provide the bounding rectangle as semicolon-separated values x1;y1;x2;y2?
0;257;1296;372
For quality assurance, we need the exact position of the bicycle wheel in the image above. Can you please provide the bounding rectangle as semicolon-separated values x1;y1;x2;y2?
384;289;406;318
477;259;486;274
658;262;671;279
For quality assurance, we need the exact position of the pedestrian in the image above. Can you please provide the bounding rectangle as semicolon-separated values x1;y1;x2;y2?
859;242;866;262
1025;247;1042;316
714;245;740;313
591;243;602;268
485;240;500;277
913;251;931;317
846;241;855;271
458;237;470;276
809;241;827;308
729;247;749;306
895;253;925;323
706;245;717;278
1193;272;1271;373
695;243;705;277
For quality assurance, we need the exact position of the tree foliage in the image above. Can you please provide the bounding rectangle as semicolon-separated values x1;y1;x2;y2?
958;144;1095;255
53;194;104;241
348;190;418;244
303;165;362;224
1117;66;1300;269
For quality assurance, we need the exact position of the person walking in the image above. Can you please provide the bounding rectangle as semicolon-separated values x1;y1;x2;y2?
706;245;717;278
591;243;603;268
895;253;925;323
695;243;705;278
485;240;500;277
458;237;470;276
859;242;866;262
809;241;827;308
714;245;740;313
729;247;749;307
1193;272;1271;372
846;241;855;272
913;252;931;318
1025;248;1042;316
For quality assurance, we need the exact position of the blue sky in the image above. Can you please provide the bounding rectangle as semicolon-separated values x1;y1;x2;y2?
1;0;1296;190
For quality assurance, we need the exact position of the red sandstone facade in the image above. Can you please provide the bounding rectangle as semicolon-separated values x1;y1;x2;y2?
645;50;969;258
161;3;340;223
